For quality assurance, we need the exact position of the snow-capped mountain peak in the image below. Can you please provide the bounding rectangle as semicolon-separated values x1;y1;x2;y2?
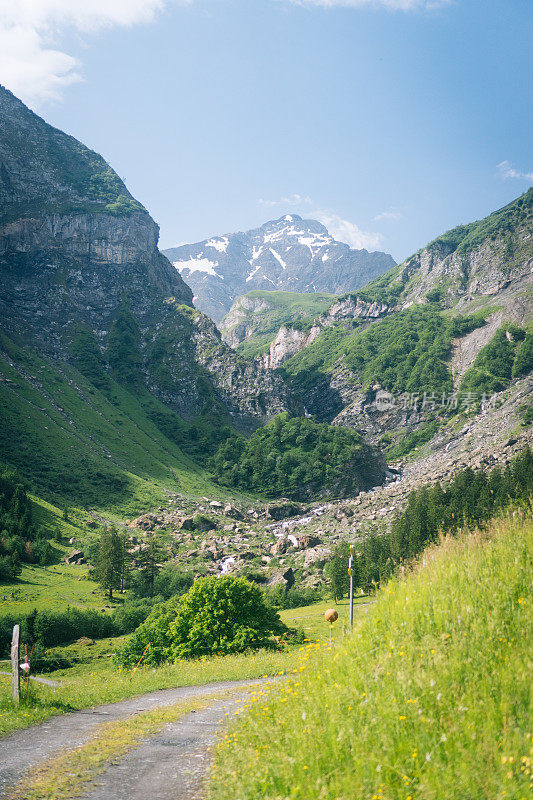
163;216;395;323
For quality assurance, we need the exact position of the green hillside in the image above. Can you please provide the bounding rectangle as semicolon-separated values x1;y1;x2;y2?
222;290;335;358
209;508;532;800
280;303;486;400
0;85;144;222
0;333;228;515
426;186;533;259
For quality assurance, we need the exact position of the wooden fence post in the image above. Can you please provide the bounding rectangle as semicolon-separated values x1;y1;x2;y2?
11;624;20;704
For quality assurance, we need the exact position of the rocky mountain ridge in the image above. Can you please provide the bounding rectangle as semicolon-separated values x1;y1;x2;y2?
257;193;532;429
219;290;336;355
163;215;395;322
227;192;531;375
0;85;294;428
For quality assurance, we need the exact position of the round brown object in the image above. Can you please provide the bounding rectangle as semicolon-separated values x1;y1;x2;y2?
325;608;338;623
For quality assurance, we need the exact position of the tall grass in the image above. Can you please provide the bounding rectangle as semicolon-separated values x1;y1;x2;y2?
208;509;532;800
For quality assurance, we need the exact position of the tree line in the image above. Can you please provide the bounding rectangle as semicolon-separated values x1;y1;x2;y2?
210;413;381;500
0;466;56;580
326;447;532;598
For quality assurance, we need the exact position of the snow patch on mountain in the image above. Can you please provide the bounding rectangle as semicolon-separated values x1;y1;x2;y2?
174;257;223;280
270;248;287;269
206;237;229;253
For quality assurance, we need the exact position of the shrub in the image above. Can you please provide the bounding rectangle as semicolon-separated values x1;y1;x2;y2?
263;585;323;610
116;576;287;666
0;601;155;658
192;514;217;532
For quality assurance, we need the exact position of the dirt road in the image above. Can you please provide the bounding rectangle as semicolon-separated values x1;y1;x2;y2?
0;679;261;800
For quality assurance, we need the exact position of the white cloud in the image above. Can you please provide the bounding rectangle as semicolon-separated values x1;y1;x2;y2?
314;211;383;250
259;193;313;208
372;210;402;222
257;193;384;250
0;0;184;106
497;161;533;182
285;0;450;10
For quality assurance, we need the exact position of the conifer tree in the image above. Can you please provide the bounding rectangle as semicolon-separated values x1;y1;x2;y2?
325;541;350;601
136;534;165;597
94;526;123;599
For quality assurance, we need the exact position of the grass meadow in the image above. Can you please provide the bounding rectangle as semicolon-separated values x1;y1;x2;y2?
208;509;532;800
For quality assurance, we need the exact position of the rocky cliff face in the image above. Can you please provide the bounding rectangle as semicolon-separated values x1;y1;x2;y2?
396;206;532;318
163;215;395;322
221;293;280;349
259;296;392;369
266;192;533;445
0;86;294;425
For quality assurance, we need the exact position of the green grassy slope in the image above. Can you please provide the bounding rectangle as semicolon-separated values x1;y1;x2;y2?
209;509;532;800
0;333;226;515
0;85;143;221
280;303;486;400
222;290;335;358
0;495;111;614
426;187;532;259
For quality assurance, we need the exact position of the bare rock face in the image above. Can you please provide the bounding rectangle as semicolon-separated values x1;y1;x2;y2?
65;549;84;564
268;567;295;592
259;191;533;441
0;85;296;425
266;501;303;521
0;87;193;358
260;296;392;368
222;293;392;368
261;326;318;369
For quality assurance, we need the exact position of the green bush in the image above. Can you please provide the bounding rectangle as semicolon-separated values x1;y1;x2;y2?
0;465;54;575
105;301;144;389
116;576;287;666
386;420;439;459
192;514;217;532
512;331;533;378
0;600;155;658
263;585;323;610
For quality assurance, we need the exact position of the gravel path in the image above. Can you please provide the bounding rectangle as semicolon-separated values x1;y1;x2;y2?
80;694;245;800
0;679;261;799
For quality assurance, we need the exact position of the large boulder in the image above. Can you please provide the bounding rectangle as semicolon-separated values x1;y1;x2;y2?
266;501;302;521
224;504;244;520
304;546;332;568
65;549;84;565
268;567;295;592
270;537;290;556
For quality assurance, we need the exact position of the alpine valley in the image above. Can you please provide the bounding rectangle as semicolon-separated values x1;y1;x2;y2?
0;83;531;619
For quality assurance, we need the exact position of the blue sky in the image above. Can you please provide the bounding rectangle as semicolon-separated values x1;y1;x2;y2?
1;0;531;261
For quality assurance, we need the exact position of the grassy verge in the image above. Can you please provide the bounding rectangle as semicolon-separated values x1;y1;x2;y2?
208;510;532;800
0;647;297;737
8;693;227;800
0;587;372;737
